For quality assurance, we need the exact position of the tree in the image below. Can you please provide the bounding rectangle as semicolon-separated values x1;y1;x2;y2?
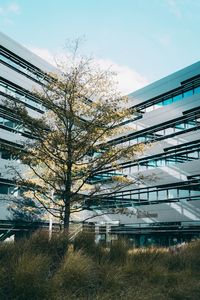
5;41;144;231
8;197;43;222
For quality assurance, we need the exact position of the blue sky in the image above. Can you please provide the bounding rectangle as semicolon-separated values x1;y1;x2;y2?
0;0;200;93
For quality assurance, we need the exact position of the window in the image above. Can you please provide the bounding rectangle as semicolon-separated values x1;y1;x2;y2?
141;86;200;114
179;188;190;198
173;94;182;102
166;157;176;165
0;82;44;111
183;90;193;98
139;192;148;201
1;150;12;160
163;98;173;105
175;123;185;130
147;160;157;168
0;185;9;194
149;191;157;201
0;51;48;84
4;119;14;128
0;115;21;131
158;190;167;200
157;159;165;167
168;189;177;199
194;86;200;94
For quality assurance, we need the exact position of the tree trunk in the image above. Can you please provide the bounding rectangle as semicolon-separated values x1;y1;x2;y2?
64;118;73;232
63;201;70;231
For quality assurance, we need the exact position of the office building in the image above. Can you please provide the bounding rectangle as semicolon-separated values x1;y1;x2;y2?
0;32;200;244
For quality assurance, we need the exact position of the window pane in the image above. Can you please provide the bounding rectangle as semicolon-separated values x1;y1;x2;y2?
157;159;165;167
194;86;200;94
158;190;167;200
4;119;14;128
147;160;156;167
0;184;9;194
163;98;173;105
168;189;177;198
183;90;193;98
149;192;157;201
179;189;190;198
0;117;4;125
175;123;185;129
1;150;11;160
173;94;182;102
139;192;148;200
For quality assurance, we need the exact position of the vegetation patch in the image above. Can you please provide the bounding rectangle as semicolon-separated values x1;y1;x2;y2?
0;232;200;300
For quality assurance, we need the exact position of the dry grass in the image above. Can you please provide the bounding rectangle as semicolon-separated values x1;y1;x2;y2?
0;232;199;300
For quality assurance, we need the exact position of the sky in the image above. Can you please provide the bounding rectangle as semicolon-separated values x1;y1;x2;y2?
0;0;200;94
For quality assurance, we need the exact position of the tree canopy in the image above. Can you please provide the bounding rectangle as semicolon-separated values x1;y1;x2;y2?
5;42;144;230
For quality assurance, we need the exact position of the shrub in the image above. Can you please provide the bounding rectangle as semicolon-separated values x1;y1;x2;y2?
0;251;50;300
109;238;129;264
51;249;98;298
73;231;95;255
0;237;200;299
0;266;10;299
26;230;68;264
182;240;200;271
167;270;200;300
0;238;27;266
26;230;50;254
12;253;50;300
0;241;16;266
48;232;69;265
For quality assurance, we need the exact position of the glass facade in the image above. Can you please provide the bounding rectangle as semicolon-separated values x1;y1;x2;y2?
0;32;200;243
0;49;49;84
0;81;45;111
136;80;200;113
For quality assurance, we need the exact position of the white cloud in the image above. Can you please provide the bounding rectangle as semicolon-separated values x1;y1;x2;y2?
7;3;20;14
27;47;57;66
95;58;148;94
165;0;182;18
0;2;20;15
29;47;148;95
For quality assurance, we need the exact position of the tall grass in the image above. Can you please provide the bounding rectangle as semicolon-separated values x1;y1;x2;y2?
51;249;98;299
0;232;199;300
109;238;129;264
